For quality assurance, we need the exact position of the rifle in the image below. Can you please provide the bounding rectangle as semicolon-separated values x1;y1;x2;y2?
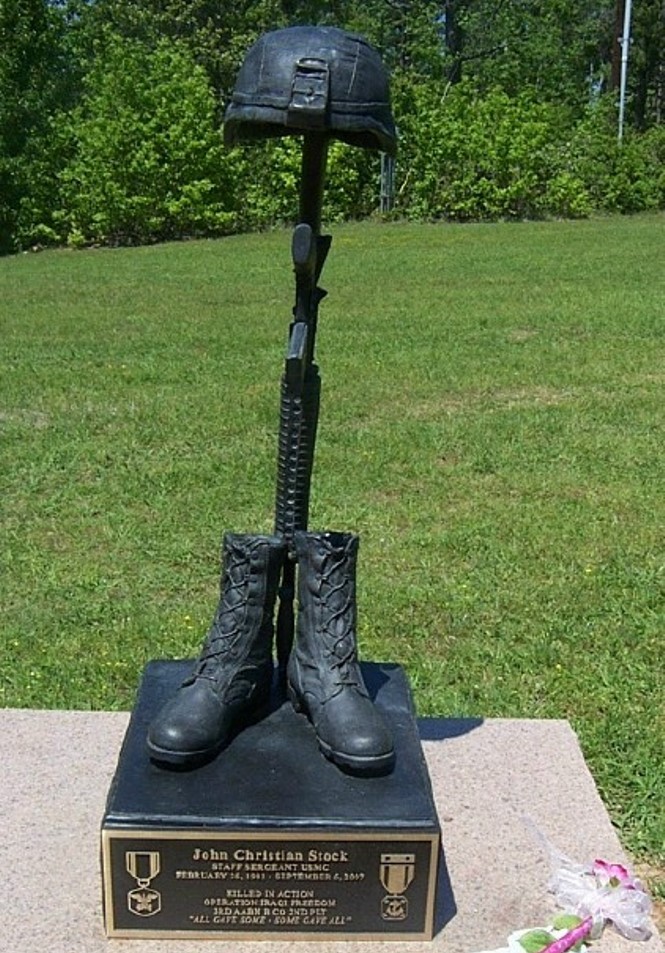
274;131;331;674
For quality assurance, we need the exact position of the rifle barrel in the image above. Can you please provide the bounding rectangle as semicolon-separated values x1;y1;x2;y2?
275;131;330;674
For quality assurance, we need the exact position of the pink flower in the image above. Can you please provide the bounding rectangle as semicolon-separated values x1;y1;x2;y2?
592;859;639;890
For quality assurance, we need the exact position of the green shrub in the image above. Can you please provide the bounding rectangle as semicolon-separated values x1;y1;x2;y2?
392;80;663;223
8;46;664;252
558;101;664;214
58;34;236;246
393;80;575;221
541;170;592;219
12;110;75;249
226;136;380;231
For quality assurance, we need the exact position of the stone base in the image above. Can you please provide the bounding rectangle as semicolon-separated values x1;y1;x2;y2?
1;708;662;953
101;660;440;939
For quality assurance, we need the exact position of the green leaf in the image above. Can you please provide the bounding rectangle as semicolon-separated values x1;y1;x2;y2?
519;929;557;953
552;914;583;931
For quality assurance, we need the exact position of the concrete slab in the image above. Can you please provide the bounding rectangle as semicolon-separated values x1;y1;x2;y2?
0;710;661;953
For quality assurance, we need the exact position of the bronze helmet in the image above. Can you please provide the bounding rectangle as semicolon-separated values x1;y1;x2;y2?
224;26;397;155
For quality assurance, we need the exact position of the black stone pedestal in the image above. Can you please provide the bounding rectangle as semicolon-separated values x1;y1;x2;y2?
101;660;441;940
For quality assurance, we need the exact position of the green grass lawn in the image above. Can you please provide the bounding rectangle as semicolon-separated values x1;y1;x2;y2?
1;215;663;876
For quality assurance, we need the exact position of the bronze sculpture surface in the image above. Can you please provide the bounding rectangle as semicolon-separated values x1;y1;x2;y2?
104;31;442;941
147;26;398;774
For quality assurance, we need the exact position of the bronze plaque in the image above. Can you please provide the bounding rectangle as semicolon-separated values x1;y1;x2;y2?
102;829;439;939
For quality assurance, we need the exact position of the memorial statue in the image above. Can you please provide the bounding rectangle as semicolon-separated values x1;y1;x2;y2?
146;26;398;776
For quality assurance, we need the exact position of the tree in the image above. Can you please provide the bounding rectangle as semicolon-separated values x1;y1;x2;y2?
63;0;289;104
630;0;665;128
449;1;616;109
3;0;662;252
58;33;237;245
0;0;70;252
341;0;446;77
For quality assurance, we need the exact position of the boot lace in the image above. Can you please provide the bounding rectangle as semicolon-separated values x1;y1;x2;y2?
319;546;361;691
194;539;253;681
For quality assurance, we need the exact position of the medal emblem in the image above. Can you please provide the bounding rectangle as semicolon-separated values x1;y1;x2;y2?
125;851;162;918
379;853;415;921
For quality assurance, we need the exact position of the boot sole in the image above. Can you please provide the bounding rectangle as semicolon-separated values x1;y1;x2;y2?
147;736;226;769
318;737;396;775
287;683;395;776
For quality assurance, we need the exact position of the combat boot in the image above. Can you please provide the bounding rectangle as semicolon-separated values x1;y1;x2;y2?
287;531;395;774
147;533;285;766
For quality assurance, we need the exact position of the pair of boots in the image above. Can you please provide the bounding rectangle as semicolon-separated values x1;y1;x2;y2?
147;531;394;774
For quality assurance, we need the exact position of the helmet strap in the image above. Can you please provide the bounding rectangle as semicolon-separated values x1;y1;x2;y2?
288;58;330;129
